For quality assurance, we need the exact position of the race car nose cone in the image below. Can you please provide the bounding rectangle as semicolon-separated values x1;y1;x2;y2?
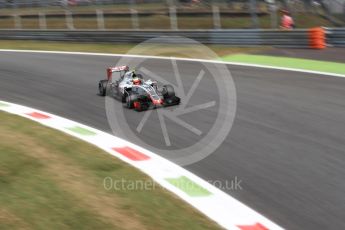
153;99;163;105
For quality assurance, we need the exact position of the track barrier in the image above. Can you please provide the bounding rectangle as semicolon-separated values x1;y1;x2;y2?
0;28;343;48
309;27;326;49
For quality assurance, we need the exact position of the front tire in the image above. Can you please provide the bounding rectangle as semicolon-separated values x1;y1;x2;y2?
162;84;175;98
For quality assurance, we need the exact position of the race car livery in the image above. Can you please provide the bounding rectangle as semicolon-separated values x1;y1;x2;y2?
98;65;180;111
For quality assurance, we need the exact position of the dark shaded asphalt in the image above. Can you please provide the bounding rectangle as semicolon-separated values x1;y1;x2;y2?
257;47;345;63
1;52;345;230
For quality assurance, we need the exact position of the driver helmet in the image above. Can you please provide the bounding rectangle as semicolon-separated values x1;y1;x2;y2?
133;77;141;85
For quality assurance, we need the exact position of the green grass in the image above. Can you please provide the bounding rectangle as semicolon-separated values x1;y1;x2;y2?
221;54;345;75
0;111;222;230
0;39;269;57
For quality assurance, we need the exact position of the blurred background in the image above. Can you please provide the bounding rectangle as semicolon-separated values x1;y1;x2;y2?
1;2;345;230
0;0;344;30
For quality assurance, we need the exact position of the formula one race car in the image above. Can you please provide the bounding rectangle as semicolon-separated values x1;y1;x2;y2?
98;65;180;111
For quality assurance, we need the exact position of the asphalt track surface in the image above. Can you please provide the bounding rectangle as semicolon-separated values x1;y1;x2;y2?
1;51;345;230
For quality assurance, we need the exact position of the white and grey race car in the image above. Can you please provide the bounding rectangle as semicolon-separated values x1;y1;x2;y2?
98;65;180;111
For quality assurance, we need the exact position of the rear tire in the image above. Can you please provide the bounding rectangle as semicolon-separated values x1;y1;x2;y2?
98;80;108;96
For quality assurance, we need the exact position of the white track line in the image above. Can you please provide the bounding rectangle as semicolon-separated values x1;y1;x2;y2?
0;49;344;78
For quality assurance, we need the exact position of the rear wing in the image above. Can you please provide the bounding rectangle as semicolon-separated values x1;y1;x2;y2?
107;65;129;79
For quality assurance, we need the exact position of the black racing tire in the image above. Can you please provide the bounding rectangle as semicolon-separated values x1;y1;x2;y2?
162;84;175;98
98;80;108;96
125;93;138;109
121;94;126;103
121;88;130;103
164;96;180;106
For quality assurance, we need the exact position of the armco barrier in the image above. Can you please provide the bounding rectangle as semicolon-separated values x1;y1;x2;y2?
0;28;343;47
326;28;345;47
